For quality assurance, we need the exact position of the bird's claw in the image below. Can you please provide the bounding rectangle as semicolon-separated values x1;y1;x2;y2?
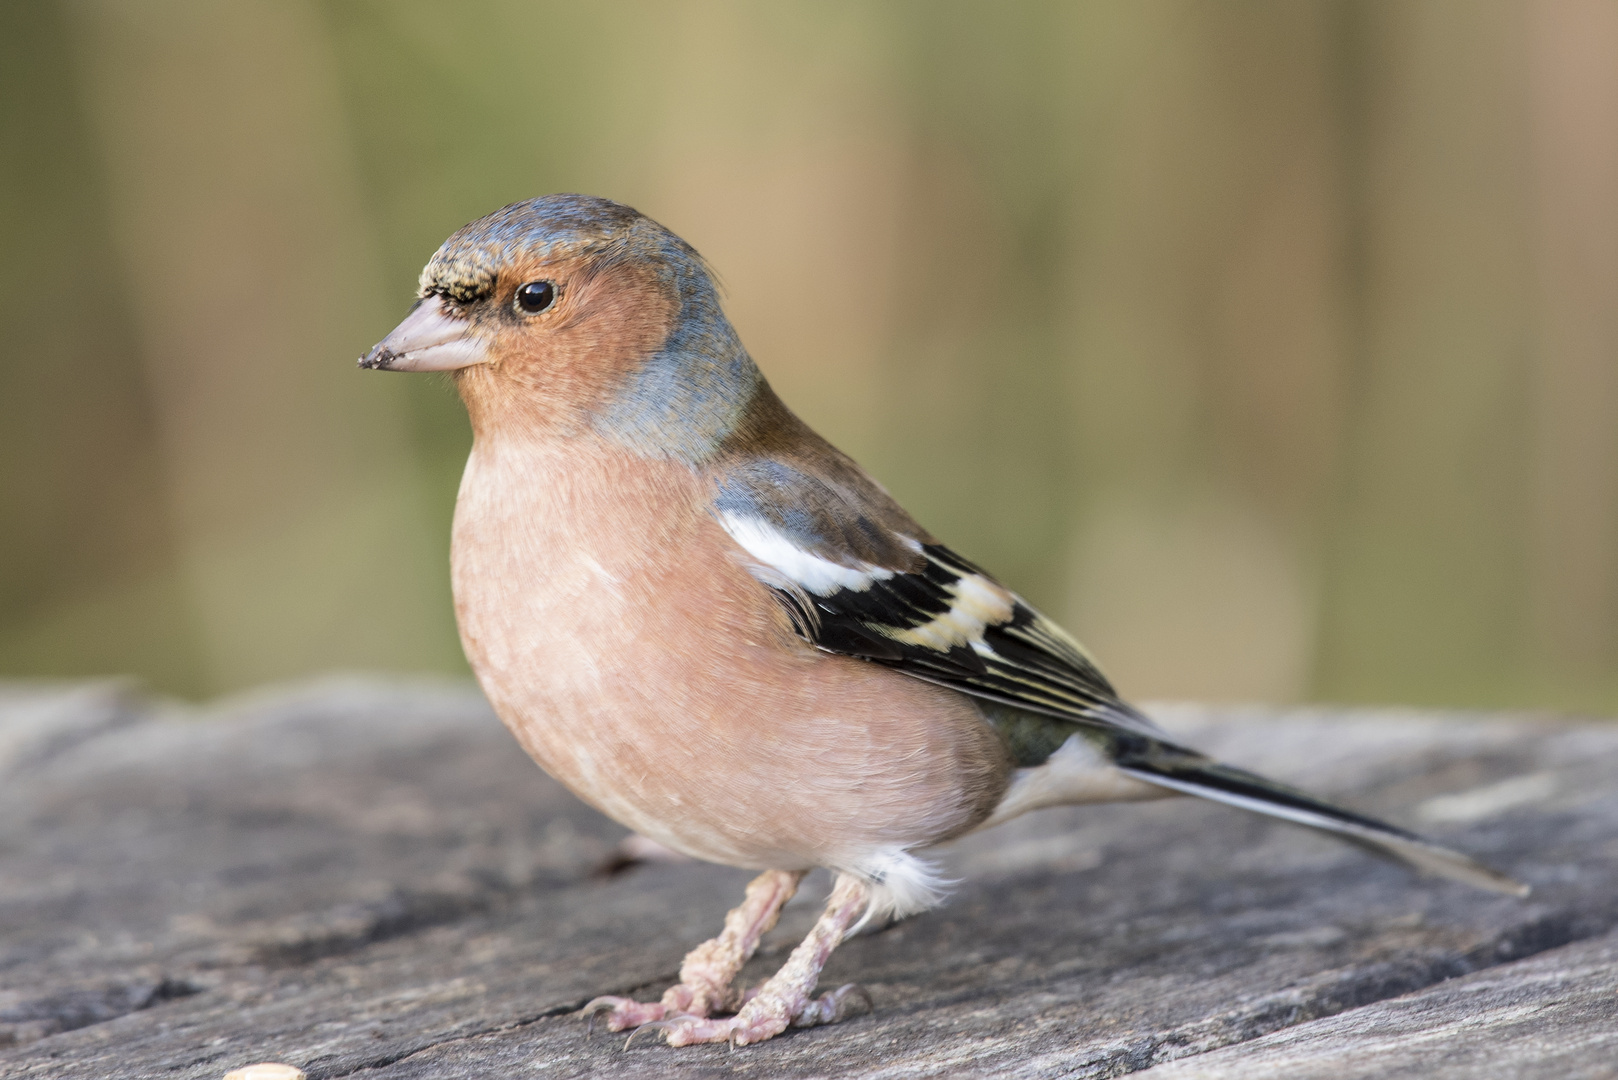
792;982;872;1027
624;1017;691;1049
582;995;667;1035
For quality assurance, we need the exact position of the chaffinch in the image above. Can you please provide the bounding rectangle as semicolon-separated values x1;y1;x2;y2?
360;194;1526;1047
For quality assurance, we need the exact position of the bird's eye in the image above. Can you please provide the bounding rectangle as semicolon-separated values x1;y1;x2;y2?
514;281;556;314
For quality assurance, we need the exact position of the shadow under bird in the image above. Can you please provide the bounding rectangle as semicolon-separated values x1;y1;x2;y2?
359;194;1527;1047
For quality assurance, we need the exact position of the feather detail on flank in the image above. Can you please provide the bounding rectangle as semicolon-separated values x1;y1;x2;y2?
848;848;955;933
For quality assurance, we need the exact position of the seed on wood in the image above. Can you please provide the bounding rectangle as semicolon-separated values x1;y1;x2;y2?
222;1065;304;1080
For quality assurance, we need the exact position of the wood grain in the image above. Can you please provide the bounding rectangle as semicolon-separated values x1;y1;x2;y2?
1;682;1613;1078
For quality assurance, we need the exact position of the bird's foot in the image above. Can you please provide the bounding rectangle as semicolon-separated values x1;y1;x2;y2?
628;873;873;1047
583;868;808;1036
629;982;871;1047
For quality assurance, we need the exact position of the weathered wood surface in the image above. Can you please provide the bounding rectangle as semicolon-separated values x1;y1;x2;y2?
0;679;1614;1079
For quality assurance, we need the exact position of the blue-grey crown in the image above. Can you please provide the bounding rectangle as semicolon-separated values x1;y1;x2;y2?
425;194;764;464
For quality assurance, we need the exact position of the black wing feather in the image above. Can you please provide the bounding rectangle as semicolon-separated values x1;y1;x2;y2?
775;542;1166;739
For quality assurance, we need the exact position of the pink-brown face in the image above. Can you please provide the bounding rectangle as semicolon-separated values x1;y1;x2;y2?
361;251;678;431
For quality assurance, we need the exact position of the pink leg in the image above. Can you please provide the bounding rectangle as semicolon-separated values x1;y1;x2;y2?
585;868;804;1031
638;872;873;1047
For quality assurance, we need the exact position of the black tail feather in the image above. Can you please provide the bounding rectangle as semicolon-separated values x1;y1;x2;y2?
1112;739;1530;897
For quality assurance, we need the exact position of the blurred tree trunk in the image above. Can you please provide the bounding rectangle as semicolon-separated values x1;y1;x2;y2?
62;0;455;694
1314;0;1535;707
0;2;203;692
1525;0;1618;697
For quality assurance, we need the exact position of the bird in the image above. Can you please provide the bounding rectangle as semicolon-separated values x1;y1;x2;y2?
359;193;1527;1047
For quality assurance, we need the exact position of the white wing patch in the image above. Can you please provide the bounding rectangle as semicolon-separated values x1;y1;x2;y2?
718;512;896;595
882;567;1014;657
720;515;1016;655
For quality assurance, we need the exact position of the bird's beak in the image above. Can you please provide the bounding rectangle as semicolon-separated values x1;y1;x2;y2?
359;296;488;372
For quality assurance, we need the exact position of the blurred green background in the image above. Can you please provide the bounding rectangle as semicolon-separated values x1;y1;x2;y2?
3;1;1616;711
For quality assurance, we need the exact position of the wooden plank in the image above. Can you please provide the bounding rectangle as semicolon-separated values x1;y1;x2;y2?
1;682;1613;1078
1136;929;1618;1079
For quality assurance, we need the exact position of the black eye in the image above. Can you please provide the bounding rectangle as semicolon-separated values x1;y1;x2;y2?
515;280;555;314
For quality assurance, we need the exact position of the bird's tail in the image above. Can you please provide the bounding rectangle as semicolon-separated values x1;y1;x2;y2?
1109;736;1530;897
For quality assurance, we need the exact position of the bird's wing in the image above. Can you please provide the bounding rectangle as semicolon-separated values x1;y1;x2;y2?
709;439;1528;897
710;453;1165;740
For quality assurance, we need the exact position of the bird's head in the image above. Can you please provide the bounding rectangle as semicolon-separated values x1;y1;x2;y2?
362;194;760;458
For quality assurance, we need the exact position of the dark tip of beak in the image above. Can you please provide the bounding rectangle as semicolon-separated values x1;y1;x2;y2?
358;345;395;370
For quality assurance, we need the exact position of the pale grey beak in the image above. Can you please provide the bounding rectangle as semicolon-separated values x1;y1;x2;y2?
359;295;488;372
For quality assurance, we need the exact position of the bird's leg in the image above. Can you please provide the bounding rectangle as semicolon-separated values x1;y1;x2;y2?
585;868;804;1031
640;872;872;1047
667;868;806;1015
